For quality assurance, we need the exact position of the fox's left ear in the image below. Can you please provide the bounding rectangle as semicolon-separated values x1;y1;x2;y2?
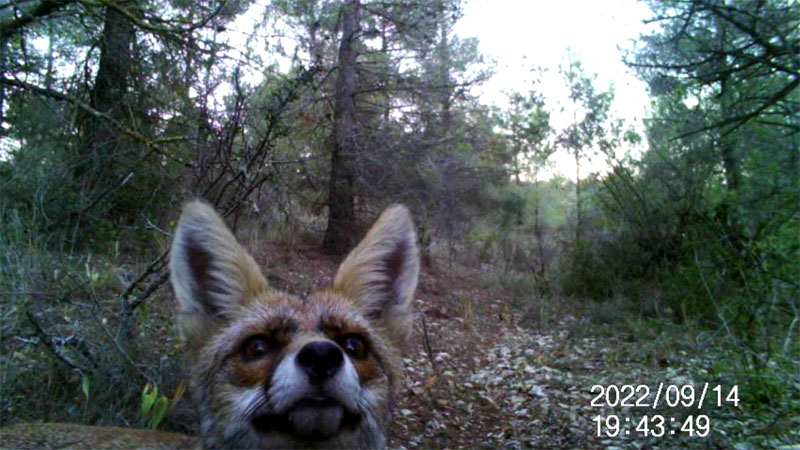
333;205;420;343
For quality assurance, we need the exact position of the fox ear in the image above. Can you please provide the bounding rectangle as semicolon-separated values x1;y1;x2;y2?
170;201;268;348
333;205;420;343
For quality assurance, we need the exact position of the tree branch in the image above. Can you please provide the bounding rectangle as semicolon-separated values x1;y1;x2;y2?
26;309;89;374
0;0;76;42
77;0;227;35
673;76;799;139
0;76;194;165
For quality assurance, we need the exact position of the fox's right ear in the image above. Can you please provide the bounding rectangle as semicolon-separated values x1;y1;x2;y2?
170;201;268;348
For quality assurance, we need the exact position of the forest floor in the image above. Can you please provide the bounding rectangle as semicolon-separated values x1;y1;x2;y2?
258;237;793;450
2;229;793;448
257;236;800;450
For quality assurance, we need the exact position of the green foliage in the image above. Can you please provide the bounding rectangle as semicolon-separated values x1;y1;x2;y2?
501;85;552;180
140;383;172;430
559;55;615;161
560;241;613;301
472;179;571;280
536;5;800;434
81;376;90;403
494;272;538;306
0;201;188;430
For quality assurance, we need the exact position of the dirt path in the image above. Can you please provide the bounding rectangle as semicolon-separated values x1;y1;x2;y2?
387;264;612;449
386;263;756;450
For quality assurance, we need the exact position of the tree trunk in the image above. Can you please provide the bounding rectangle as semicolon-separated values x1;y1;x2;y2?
0;40;7;133
78;0;135;185
533;177;547;291
714;12;744;252
574;146;582;244
323;0;361;253
437;15;452;131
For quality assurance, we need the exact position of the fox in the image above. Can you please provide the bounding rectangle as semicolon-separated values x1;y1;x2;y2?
1;201;419;449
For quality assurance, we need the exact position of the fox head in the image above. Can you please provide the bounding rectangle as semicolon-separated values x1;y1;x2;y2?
170;201;419;449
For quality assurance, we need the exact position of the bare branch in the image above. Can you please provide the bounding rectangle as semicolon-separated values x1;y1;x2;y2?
127;272;170;312
120;249;169;305
26;309;89;374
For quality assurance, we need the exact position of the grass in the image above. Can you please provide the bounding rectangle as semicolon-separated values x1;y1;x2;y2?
0;215;191;432
0;204;319;433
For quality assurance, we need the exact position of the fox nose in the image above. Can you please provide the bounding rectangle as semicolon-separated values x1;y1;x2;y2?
296;341;344;384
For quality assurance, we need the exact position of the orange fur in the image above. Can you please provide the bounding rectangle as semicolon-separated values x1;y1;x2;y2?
171;201;419;449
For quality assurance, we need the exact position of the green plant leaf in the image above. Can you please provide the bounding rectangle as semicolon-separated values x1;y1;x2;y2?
81;376;90;401
149;396;169;430
141;383;157;423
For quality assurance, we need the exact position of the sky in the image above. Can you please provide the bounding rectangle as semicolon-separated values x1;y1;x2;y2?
454;0;655;179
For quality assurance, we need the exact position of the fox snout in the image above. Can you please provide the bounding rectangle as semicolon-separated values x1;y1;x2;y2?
260;339;366;440
170;201;420;449
297;341;344;383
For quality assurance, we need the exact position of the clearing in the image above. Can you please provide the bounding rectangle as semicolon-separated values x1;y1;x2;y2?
256;239;755;449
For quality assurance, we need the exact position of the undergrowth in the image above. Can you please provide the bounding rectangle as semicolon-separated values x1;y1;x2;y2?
0;208;190;432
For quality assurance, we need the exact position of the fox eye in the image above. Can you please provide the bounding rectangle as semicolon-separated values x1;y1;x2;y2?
341;336;368;360
242;336;269;361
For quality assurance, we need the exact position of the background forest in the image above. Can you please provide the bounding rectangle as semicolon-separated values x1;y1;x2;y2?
1;0;797;448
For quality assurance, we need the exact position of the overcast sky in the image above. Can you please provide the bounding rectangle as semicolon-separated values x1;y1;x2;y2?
455;0;655;178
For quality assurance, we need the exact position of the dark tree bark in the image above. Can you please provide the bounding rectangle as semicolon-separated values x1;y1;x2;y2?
0;40;7;133
574;146;581;244
714;11;744;252
78;0;135;184
437;16;452;131
532;173;547;290
323;0;361;253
